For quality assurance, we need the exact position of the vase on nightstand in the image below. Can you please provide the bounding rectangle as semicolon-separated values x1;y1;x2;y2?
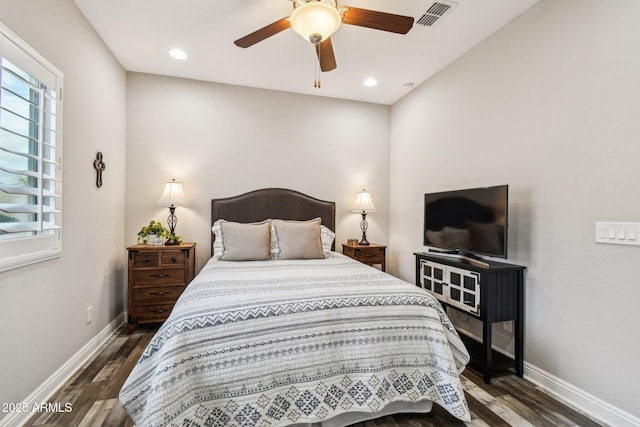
146;234;162;245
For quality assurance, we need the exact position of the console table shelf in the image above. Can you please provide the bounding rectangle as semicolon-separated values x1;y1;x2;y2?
414;252;525;383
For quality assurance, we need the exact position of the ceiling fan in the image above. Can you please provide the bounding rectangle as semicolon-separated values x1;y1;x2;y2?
234;0;414;72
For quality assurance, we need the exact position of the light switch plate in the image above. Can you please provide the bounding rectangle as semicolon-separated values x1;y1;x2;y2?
595;222;640;246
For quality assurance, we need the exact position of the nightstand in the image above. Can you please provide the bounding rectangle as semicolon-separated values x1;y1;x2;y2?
126;242;196;334
342;242;386;271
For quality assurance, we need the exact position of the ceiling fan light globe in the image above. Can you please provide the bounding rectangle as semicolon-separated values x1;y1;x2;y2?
290;1;342;44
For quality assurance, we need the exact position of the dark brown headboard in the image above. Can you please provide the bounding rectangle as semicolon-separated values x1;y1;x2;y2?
211;188;336;255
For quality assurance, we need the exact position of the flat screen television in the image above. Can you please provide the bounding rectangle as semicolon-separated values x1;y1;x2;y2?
423;185;508;259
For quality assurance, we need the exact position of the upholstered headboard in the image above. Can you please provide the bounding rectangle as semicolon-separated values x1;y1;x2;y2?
211;188;336;256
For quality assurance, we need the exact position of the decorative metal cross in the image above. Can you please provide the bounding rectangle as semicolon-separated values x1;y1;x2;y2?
93;152;106;188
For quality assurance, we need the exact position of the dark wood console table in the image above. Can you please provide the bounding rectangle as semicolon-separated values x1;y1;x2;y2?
414;252;525;383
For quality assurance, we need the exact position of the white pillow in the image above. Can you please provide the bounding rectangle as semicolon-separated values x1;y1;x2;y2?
320;225;335;256
211;219;225;260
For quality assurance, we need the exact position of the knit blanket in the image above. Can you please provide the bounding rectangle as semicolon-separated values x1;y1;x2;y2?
119;253;470;426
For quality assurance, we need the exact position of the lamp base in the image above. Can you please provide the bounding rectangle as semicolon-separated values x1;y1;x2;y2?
359;212;370;245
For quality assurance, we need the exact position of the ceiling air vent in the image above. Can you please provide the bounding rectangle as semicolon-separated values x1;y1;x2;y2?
417;1;457;27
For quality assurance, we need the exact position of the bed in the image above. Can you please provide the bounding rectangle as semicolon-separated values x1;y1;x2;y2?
119;188;471;426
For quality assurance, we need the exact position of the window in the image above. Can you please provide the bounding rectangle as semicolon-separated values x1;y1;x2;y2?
0;23;63;272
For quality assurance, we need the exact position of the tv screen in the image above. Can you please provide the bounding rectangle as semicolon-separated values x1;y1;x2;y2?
423;185;508;258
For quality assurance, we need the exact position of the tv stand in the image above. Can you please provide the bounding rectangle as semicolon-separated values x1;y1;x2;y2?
415;252;525;383
426;248;489;268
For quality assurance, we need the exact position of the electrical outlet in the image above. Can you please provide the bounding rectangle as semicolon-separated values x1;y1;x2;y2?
503;321;512;333
86;306;93;325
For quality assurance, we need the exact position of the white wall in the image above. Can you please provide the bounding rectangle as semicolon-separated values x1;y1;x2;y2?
389;0;640;419
125;73;390;271
0;0;127;418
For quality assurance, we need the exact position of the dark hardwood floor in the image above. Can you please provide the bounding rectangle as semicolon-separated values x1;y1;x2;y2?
25;325;603;427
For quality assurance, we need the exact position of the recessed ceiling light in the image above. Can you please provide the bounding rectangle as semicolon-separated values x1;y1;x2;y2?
403;82;414;91
169;48;188;60
363;78;378;87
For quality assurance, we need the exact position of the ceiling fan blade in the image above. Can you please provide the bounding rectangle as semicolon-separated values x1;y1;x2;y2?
315;38;337;72
341;7;414;34
234;18;291;48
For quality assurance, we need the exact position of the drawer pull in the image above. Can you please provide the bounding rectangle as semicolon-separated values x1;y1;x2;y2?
171;256;177;263
149;291;169;296
150;309;169;314
143;257;150;263
150;274;170;278
364;254;376;258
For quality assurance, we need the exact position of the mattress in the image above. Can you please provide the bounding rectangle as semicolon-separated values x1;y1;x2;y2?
119;252;471;426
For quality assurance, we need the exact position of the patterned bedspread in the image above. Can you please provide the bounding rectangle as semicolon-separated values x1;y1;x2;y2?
119;253;471;426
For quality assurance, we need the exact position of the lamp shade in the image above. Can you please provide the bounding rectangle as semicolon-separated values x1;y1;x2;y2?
290;0;342;43
157;179;188;207
352;189;376;213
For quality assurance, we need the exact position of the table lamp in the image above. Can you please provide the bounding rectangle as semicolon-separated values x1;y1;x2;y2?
352;189;376;245
157;179;188;245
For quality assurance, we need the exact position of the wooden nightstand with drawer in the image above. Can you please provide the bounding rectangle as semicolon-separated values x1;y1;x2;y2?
126;242;196;334
342;242;386;271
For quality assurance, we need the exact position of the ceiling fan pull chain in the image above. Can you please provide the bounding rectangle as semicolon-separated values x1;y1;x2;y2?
314;42;321;88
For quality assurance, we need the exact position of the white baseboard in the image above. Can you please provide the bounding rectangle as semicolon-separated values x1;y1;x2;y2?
456;326;639;426
0;314;125;427
524;362;640;427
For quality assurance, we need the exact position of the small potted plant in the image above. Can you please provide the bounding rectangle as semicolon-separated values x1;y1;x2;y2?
137;220;167;245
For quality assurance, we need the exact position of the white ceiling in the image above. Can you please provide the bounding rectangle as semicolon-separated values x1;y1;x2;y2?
73;0;538;105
